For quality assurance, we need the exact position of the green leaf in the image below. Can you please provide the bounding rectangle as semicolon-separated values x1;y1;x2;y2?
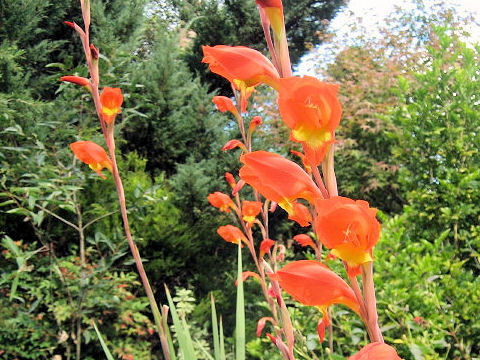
211;293;221;360
92;321;115;360
235;242;245;360
165;286;197;360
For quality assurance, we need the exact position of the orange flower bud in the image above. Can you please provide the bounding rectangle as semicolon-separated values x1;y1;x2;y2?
260;238;275;257
235;271;261;286
239;151;322;216
249;115;262;133
212;96;238;115
225;172;236;188
61;75;90;88
217;225;247;246
70;141;112;179
222;139;246;152
315;196;380;276
293;234;315;248
207;192;235;212
100;87;123;125
278;76;342;165
348;342;401;360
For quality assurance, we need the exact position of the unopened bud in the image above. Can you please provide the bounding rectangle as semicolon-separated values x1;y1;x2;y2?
90;44;99;60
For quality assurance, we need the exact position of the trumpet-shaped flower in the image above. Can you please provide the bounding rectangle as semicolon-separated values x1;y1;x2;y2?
217;225;247;246
269;260;360;341
70;141;112;179
100;87;123;125
348;342;401;360
239;151;322;216
242;200;263;226
278;76;342;165
207;192;235;213
202;45;280;95
315;196;380;276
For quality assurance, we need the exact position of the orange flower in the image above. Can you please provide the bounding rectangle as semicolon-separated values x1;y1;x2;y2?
70;141;113;179
315;196;380;276
100;87;123;125
212;96;238;115
242;200;263;226
348;342;401;360
288;202;312;227
202;45;280;94
293;234;315;248
269;260;360;342
239;151;322;216
278;76;342;165
217;225;247;245
260;239;275;257
207;192;235;213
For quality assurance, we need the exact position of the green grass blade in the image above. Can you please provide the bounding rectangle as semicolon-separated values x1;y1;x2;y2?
211;293;221;360
163;307;177;360
165;286;197;360
219;316;226;360
236;242;245;360
92;321;115;360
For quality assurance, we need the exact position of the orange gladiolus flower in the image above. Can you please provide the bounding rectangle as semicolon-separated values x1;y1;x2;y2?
202;45;280;94
260;239;275;257
242;200;263;226
315;196;380;276
217;225;247;246
207;192;235;213
70;141;113;179
348;342;401;360
239;151;322;216
100;87;123;125
278;76;342;166
269;260;360;342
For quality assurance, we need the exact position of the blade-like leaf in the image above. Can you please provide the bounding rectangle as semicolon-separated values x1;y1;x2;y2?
236;242;245;360
92;321;115;360
165;286;197;360
211;293;221;360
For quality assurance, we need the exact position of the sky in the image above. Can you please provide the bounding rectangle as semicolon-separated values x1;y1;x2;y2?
297;0;480;75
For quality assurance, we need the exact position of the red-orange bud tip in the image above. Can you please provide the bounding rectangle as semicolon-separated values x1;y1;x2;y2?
61;75;90;87
266;333;277;344
64;21;75;29
90;44;99;59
